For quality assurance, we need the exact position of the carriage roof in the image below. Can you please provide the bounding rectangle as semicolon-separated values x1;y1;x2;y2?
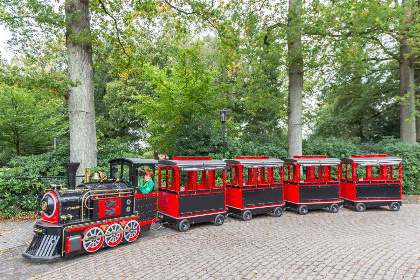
283;156;340;166
341;155;402;166
224;158;283;167
158;159;226;171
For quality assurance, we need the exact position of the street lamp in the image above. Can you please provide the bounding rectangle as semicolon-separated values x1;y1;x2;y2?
217;108;231;159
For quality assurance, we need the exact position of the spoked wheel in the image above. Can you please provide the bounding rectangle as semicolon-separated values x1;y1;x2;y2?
214;214;225;226
329;204;340;213
242;210;252;221
298;205;309;215
123;220;140;242
273;207;283;217
105;223;123;247
178;219;190;232
389;202;400;212
83;227;104;253
355;203;366;212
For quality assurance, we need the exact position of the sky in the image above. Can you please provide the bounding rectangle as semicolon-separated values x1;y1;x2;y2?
0;26;12;60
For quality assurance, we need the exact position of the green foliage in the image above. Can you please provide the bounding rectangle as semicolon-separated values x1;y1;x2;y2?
0;83;67;164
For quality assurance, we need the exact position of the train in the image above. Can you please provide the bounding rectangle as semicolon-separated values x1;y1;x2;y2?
23;154;403;261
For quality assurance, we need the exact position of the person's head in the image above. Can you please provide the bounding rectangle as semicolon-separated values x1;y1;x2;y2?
143;169;153;181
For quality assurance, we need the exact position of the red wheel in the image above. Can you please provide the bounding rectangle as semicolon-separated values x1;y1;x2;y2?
105;223;123;247
123;220;140;242
82;227;104;252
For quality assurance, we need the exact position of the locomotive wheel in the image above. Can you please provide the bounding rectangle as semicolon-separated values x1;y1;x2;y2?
123;220;140;242
105;223;123;247
298;205;308;215
214;214;225;226
273;207;283;217
83;227;104;253
329;204;340;214
389;202;400;212
242;210;252;221
178;219;190;232
355;203;366;212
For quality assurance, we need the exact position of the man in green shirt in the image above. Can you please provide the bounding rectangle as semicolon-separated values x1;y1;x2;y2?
138;169;154;194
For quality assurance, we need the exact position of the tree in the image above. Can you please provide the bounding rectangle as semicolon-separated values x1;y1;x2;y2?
0;84;66;162
287;0;303;157
65;0;97;175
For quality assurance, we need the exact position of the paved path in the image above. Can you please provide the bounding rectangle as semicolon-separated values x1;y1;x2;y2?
1;205;420;280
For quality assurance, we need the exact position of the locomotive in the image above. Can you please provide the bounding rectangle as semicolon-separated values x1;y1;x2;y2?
23;158;158;261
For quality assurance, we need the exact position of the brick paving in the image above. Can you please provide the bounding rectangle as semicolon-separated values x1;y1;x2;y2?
1;205;420;280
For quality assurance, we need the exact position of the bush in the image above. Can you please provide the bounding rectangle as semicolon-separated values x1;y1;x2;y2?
0;138;143;218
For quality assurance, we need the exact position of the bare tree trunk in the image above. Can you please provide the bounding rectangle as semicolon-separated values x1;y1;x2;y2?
399;43;416;143
65;0;97;177
416;67;420;142
287;0;303;157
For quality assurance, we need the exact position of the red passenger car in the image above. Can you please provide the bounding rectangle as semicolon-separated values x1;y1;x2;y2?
283;156;342;215
224;157;284;221
158;157;227;231
340;155;403;212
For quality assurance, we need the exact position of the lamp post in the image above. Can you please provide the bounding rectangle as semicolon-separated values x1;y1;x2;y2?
217;108;231;159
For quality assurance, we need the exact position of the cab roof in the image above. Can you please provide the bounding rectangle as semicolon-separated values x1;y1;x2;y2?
108;158;158;165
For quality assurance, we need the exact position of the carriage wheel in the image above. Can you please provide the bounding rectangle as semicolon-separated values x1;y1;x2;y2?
214;214;225;226
83;227;104;253
329;204;340;213
178;219;190;232
355;203;366;212
273;207;283;217
389;202;400;212
105;223;123;247
298;205;308;215
123;220;140;242
242;210;252;221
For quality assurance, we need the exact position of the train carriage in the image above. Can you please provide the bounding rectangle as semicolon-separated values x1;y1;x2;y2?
224;156;285;221
158;157;227;232
283;156;342;215
23;158;158;261
340;155;403;212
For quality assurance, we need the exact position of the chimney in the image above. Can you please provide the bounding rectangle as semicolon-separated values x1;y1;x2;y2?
65;162;80;189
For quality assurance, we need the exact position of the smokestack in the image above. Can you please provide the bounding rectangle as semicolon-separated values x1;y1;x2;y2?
65;162;80;189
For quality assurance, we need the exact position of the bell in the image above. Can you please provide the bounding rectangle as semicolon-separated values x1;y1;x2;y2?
91;172;101;181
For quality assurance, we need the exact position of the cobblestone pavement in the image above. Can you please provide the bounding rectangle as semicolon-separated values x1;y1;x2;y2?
1;205;420;280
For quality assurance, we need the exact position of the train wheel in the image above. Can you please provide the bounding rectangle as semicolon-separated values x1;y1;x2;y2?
329;204;340;213
214;214;225;226
355;203;366;212
105;223;123;247
389;202;400;212
123;220;140;242
82;227;104;253
298;205;308;215
273;207;283;217
242;210;252;221
178;219;190;232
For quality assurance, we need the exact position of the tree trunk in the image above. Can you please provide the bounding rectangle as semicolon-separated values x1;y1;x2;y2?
399;43;416;143
65;0;97;177
416;67;420;142
287;0;303;157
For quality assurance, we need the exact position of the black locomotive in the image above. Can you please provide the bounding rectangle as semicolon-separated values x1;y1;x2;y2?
23;158;158;261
